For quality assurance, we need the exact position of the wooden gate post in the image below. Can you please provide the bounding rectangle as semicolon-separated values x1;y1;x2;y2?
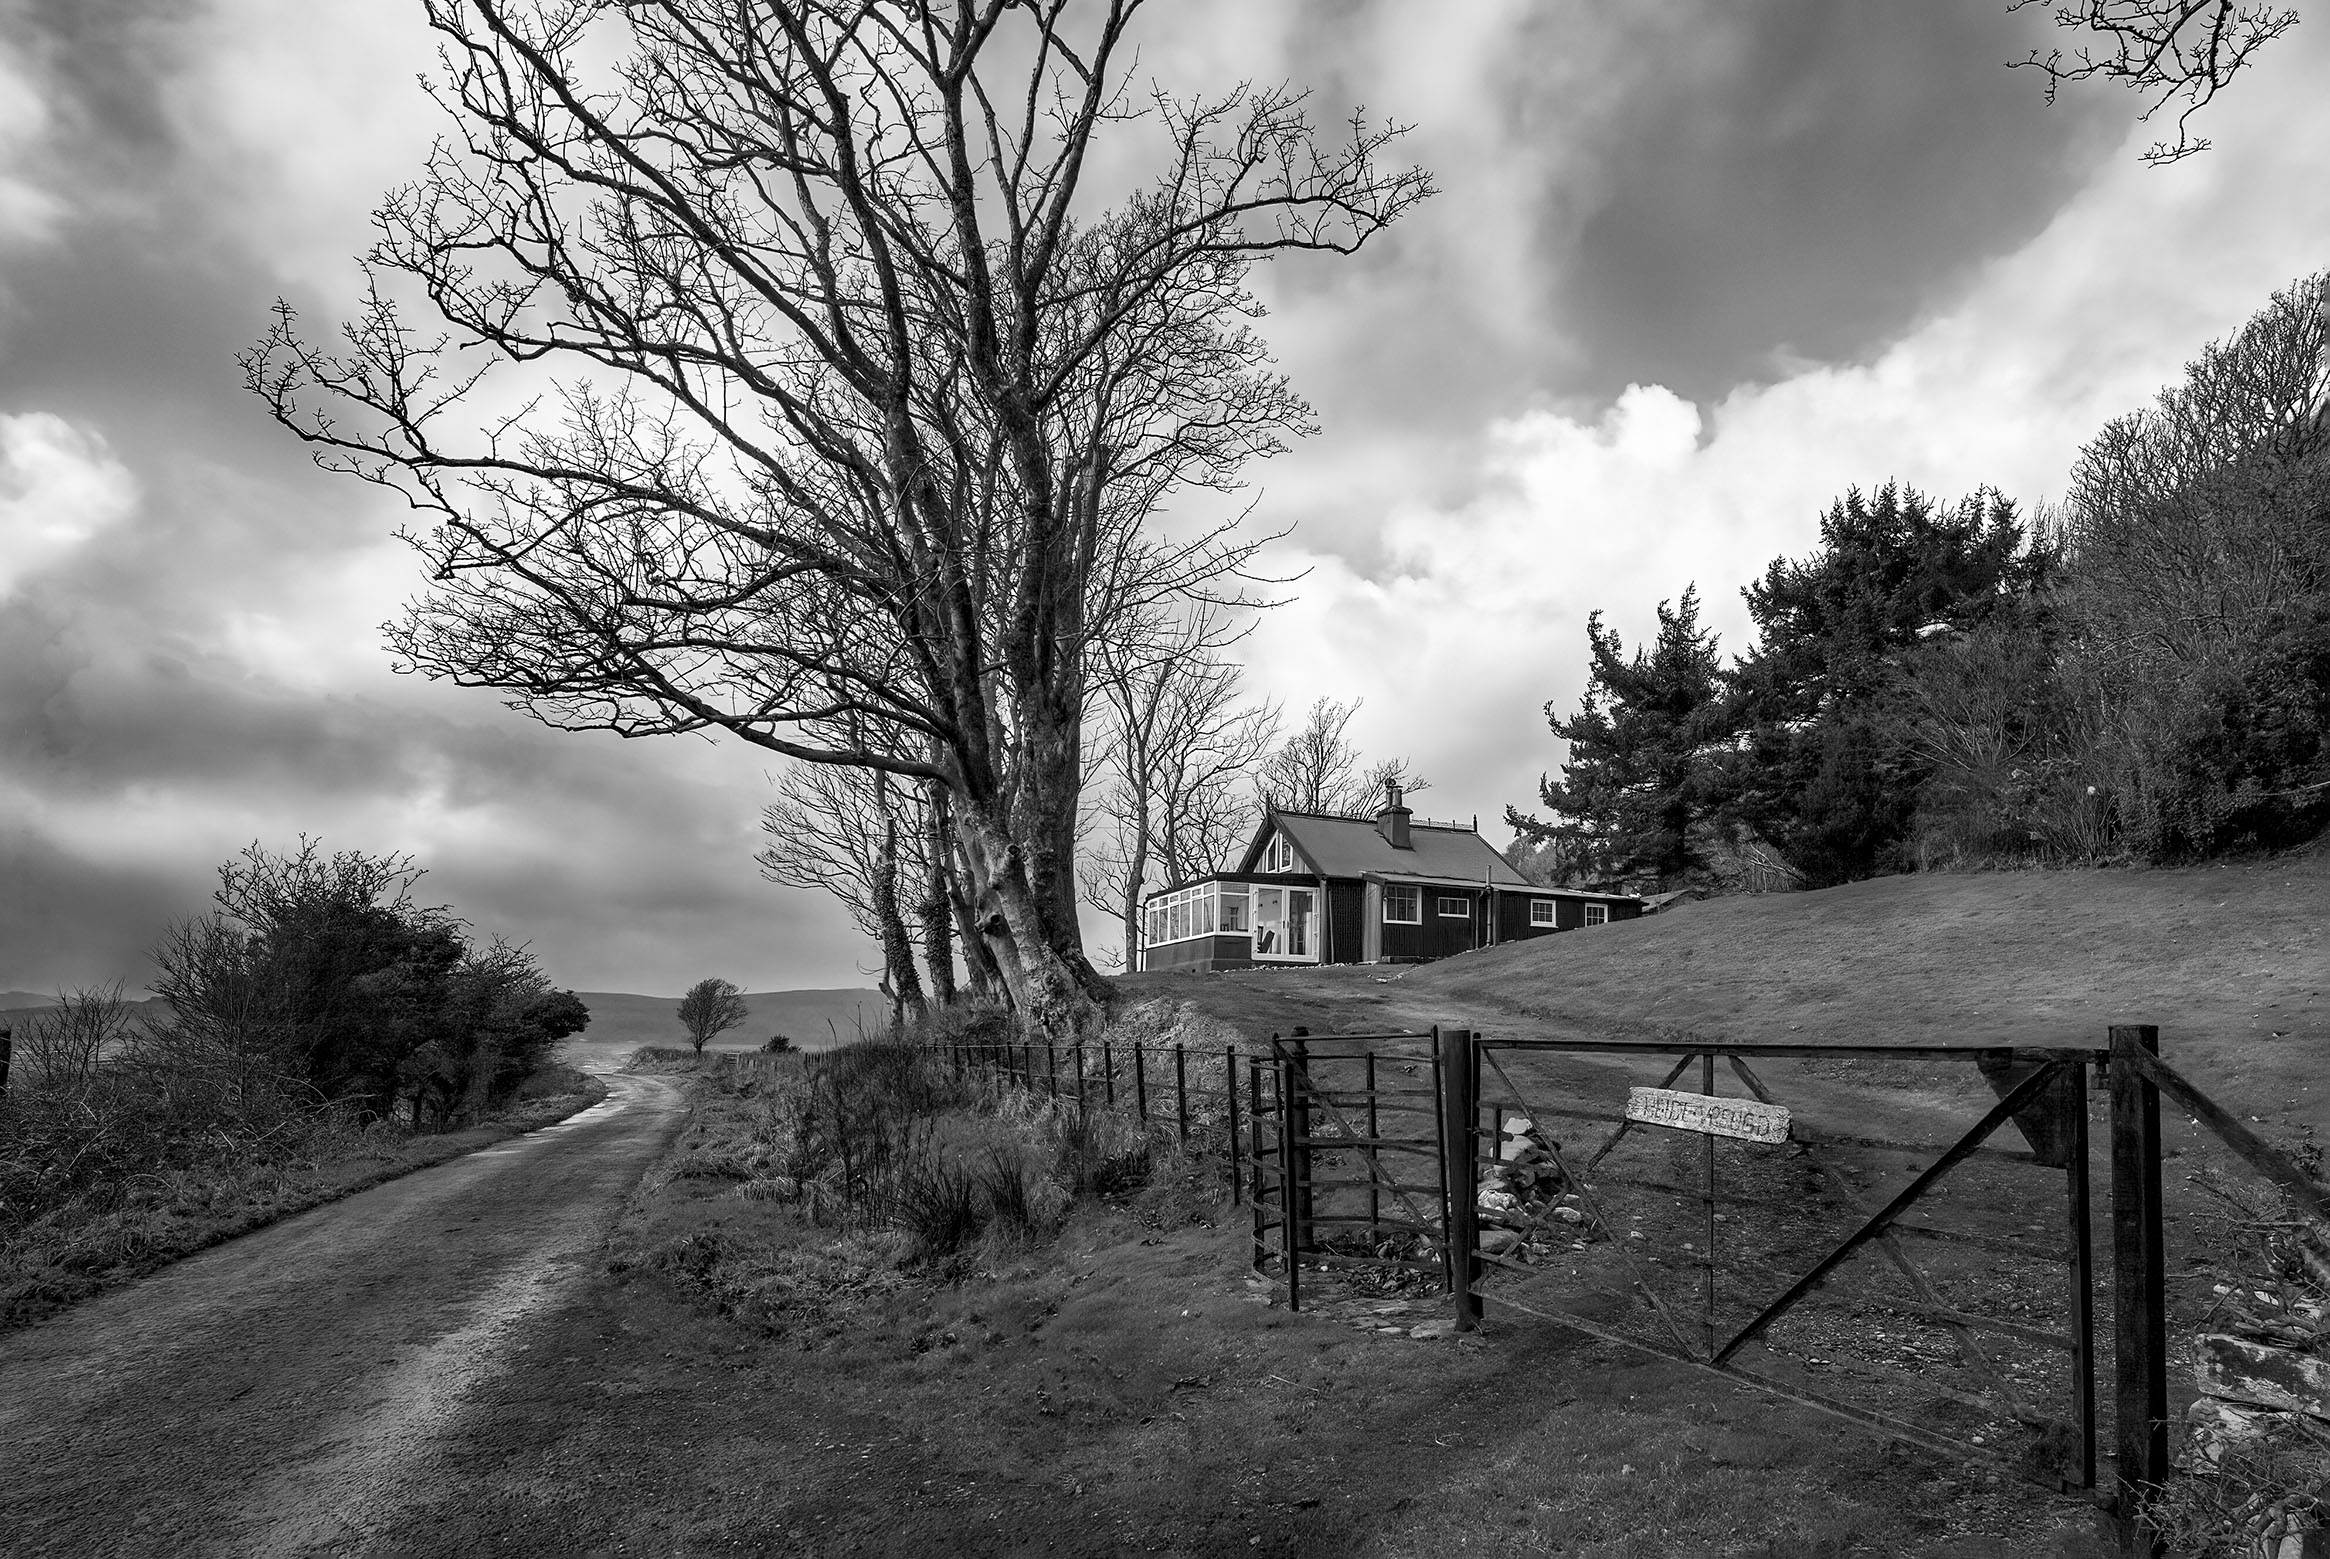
2109;1024;2167;1556
1286;1030;1314;1258
0;1021;11;1099
1439;1026;1481;1330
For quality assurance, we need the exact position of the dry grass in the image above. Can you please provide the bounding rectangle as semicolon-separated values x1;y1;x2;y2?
0;1045;606;1332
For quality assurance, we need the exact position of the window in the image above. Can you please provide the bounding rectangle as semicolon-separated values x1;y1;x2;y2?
1584;903;1609;927
1529;900;1556;927
1382;885;1420;924
1219;888;1248;933
1262;831;1299;873
1437;895;1470;918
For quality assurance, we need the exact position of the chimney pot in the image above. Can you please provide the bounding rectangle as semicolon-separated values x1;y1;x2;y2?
1375;779;1413;850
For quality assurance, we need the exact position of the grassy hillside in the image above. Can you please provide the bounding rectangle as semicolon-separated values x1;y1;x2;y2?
561;987;880;1066
1121;844;2329;1138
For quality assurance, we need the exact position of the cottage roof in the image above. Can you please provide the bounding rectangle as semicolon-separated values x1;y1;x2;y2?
1244;809;1532;887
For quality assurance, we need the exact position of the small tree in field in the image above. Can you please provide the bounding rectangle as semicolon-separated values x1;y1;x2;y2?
678;979;749;1055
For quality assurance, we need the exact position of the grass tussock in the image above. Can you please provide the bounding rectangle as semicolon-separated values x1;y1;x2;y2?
619;1011;1220;1338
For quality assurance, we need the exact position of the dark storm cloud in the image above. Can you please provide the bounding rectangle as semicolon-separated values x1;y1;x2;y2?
0;6;863;994
1539;0;2127;406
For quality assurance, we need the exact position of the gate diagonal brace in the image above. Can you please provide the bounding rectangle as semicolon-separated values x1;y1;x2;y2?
1280;1047;1443;1246
1478;1045;1704;1360
1712;1062;2064;1369
1726;1054;2052;1428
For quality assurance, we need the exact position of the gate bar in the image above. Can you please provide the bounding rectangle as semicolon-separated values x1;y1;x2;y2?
1711;1063;2063;1367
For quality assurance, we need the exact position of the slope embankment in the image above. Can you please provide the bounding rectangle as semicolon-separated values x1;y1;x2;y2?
1122;846;2329;1138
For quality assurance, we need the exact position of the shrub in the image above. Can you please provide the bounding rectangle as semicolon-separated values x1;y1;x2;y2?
762;1034;794;1054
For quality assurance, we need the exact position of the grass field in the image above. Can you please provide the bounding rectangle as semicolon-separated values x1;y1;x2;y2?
593;850;2327;1555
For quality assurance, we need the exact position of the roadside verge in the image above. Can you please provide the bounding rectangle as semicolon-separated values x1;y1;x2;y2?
0;1075;611;1333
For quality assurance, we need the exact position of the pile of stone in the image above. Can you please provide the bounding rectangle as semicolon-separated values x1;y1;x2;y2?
1475;1115;1597;1260
2183;1283;2329;1558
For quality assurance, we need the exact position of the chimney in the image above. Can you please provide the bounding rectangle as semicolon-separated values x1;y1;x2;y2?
1375;780;1413;850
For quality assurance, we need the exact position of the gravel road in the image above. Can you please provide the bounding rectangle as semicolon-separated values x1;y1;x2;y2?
0;1071;688;1559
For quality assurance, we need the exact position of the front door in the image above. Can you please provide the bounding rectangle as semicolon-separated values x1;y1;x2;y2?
1252;887;1317;962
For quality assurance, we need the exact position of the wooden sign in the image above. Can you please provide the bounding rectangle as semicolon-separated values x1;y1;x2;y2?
1625;1086;1791;1144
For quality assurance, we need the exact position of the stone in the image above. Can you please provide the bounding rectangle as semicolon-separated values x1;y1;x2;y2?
1479;1229;1524;1256
2183;1397;2299;1467
1409;1319;1458;1340
1477;1189;1524;1221
1554;1206;1584;1225
2195;1334;2330;1422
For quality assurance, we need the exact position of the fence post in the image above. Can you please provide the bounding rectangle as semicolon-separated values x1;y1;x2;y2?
1046;1040;1059;1100
1074;1043;1087;1107
1365;1049;1380;1241
1275;1038;1301;1312
1225;1044;1243;1204
1134;1042;1148;1123
1174;1043;1189;1144
2109;1024;2166;1556
1288;1028;1314;1247
0;1020;11;1099
1439;1026;1480;1330
1103;1041;1116;1109
2066;1055;2098;1493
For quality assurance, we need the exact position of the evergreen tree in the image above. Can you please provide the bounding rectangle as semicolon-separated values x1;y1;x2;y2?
1724;482;2053;884
1509;586;1727;887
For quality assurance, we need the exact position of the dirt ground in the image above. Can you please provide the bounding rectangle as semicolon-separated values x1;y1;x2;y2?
341;1164;2102;1559
0;1073;689;1557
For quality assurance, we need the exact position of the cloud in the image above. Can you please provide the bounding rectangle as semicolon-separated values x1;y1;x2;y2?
1235;13;2330;858
0;412;137;596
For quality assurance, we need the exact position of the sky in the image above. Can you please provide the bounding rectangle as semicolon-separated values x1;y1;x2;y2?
2;1;2326;997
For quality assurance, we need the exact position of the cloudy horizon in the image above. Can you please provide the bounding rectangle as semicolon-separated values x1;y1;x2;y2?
4;2;2325;997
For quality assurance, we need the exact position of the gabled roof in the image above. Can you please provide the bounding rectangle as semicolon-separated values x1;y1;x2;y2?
1237;808;1532;887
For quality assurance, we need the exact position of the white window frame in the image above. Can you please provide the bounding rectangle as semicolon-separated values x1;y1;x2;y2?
1219;886;1249;934
1437;895;1470;919
1584;903;1610;927
1147;882;1240;948
1529;899;1557;927
1382;885;1420;925
1262;832;1299;873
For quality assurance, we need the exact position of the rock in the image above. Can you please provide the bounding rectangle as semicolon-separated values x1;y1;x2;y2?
1479;1229;1524;1256
1477;1189;1524;1221
1554;1206;1585;1225
2184;1397;2300;1467
1409;1319;1458;1340
2196;1334;2330;1421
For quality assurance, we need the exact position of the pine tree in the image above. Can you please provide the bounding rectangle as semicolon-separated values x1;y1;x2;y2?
1510;586;1727;887
1724;482;2050;883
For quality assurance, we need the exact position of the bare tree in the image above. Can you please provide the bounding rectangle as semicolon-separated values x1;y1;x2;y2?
677;977;750;1054
1080;611;1279;966
757;757;932;1019
1255;698;1428;817
244;1;1429;1038
2012;0;2299;163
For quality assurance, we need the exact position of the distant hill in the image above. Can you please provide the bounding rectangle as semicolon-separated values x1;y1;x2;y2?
560;987;882;1066
1;986;882;1068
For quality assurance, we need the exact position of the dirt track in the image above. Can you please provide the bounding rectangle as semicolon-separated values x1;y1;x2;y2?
0;1071;687;1558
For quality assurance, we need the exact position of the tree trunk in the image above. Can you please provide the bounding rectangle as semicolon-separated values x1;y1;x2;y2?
920;782;960;1007
873;815;927;1032
1119;798;1150;974
956;798;1102;1038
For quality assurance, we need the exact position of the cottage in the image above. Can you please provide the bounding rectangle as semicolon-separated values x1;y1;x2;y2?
1138;785;1643;973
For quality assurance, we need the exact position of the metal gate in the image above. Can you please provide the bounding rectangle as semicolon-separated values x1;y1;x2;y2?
1437;1028;2109;1495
